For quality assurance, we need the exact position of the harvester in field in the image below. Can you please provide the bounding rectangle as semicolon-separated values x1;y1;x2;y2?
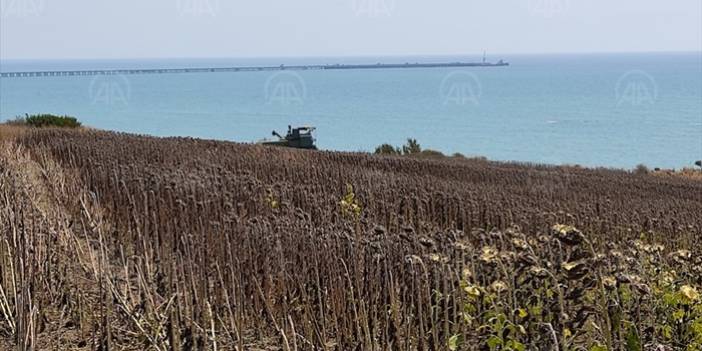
260;125;317;150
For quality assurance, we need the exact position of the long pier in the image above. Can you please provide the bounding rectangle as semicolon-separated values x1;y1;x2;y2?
0;61;508;78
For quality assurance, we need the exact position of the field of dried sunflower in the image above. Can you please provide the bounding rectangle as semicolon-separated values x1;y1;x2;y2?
1;128;701;350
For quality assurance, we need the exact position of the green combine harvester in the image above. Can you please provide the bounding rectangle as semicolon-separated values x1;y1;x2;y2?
260;126;317;150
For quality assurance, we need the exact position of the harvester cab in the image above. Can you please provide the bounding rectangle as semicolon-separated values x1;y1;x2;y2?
262;125;317;150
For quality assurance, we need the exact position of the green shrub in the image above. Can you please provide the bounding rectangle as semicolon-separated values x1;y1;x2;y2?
402;138;421;155
374;138;423;156
22;114;81;128
414;149;445;158
374;143;401;155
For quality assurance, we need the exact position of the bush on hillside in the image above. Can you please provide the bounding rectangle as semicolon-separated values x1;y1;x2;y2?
402;138;421;155
375;138;423;156
634;163;650;175
20;114;81;128
413;149;445;158
374;143;401;155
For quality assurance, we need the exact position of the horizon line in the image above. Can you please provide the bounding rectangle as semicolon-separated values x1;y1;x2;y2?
2;50;701;62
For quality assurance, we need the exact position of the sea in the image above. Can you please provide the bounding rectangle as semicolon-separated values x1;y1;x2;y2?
1;52;701;169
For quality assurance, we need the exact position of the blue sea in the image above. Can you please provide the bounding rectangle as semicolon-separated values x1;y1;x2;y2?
1;53;701;169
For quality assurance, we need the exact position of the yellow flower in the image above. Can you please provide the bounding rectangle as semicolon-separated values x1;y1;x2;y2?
462;267;473;280
563;328;572;339
680;285;699;302
339;184;362;217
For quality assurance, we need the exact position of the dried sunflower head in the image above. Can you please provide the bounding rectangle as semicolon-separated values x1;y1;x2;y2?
633;240;648;252
602;276;617;290
616;273;642;285
454;242;471;251
561;260;589;280
480;246;499;263
661;270;676;286
489;281;508;293
670;250;692;263
511;238;529;250
610;250;624;259
428;253;443;263
463;285;481;298
537;234;551;244
405;255;423;265
680;285;699;302
500;251;516;263
528;266;550;279
552;224;585;246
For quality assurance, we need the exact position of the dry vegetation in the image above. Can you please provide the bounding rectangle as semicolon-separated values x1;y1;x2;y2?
653;168;702;182
1;127;701;350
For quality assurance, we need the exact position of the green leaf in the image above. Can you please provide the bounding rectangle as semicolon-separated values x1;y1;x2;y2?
661;325;673;340
487;336;503;349
448;334;462;351
626;325;642;351
507;340;526;351
590;345;608;351
692;319;702;335
673;309;686;321
528;305;542;317
663;292;679;306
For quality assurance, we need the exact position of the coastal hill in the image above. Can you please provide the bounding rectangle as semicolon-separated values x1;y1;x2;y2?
1;125;701;350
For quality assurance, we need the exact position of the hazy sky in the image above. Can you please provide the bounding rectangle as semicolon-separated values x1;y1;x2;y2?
1;0;700;59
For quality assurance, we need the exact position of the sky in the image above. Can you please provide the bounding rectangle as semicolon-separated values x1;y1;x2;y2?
0;0;701;60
